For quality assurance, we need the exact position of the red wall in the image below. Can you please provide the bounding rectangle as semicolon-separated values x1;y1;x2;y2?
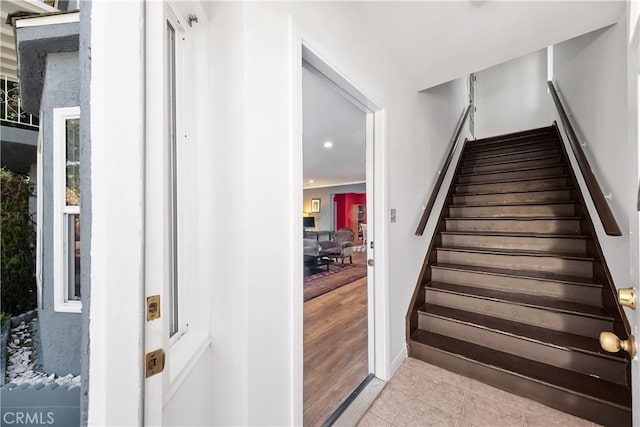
334;193;366;229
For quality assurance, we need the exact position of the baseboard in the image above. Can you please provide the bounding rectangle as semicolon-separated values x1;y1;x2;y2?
389;345;407;379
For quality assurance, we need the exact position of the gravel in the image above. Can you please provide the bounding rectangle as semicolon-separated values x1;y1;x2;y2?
5;317;80;388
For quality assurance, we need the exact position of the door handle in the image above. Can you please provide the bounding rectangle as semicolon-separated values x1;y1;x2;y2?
367;259;374;267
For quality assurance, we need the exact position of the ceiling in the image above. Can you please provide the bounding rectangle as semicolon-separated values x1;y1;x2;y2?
303;65;366;189
1;0;57;79
349;1;624;90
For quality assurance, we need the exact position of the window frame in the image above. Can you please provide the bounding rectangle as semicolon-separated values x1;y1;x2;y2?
53;106;82;313
166;6;188;344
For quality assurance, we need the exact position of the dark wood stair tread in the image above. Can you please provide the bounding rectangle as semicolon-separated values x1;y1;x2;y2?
463;146;561;162
471;126;556;145
410;330;631;410
418;304;627;362
453;187;574;197
458;164;565;178
456;175;568;187
441;231;587;239
460;154;562;169
464;139;559;155
437;245;594;261
426;281;613;320
433;263;601;287
448;200;577;208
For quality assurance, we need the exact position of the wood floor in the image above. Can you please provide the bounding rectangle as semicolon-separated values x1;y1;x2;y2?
304;252;369;426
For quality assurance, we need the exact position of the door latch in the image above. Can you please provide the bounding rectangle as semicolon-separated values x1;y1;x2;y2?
147;295;161;321
145;349;165;378
618;288;636;309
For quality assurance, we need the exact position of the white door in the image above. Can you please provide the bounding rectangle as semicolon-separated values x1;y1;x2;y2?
144;2;212;425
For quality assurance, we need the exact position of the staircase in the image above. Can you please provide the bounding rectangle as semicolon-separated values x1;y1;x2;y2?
408;126;632;427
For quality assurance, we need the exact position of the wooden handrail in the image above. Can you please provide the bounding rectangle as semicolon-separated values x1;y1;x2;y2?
547;81;622;236
415;104;472;236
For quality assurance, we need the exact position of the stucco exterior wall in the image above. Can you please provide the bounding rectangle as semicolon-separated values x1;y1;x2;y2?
38;50;81;376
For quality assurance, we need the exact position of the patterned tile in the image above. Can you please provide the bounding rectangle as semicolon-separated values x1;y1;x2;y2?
369;387;408;423
419;363;471;389
357;411;392;427
460;391;524;427
468;379;530;412
391;395;455;427
523;413;562;427
411;375;467;416
522;399;594;427
368;359;601;427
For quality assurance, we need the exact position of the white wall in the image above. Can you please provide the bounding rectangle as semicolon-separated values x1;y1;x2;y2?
553;20;640;424
202;2;468;425
554;22;635;300
475;49;552;138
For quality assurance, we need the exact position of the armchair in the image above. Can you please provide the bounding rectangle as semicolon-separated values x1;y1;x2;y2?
319;229;355;265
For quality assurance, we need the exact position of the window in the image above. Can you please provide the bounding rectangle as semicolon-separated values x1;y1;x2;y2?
166;11;186;340
53;107;81;312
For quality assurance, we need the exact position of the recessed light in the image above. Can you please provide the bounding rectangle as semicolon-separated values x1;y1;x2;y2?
309;179;315;183
323;141;333;149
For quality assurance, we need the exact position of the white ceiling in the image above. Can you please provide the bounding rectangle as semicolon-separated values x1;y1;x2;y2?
350;1;624;90
300;1;623;189
303;65;366;189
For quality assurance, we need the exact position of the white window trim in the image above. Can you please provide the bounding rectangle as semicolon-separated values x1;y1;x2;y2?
166;4;189;347
53;106;82;313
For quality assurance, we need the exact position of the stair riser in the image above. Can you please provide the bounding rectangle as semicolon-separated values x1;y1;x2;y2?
461;157;561;174
437;249;592;277
452;190;571;205
449;203;575;218
418;314;627;385
463;148;561;166
464;140;558;158
445;218;581;235
456;177;568;194
470;132;557;150
409;341;631;427
431;267;602;306
457;166;565;184
425;289;611;336
441;234;587;254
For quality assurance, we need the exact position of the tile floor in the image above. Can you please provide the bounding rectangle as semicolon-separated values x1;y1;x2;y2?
357;357;602;427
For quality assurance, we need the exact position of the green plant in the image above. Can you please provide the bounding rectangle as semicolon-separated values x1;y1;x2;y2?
0;312;9;328
1;169;36;315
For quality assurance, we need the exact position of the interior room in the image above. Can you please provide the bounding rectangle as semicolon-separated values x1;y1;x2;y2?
301;63;371;425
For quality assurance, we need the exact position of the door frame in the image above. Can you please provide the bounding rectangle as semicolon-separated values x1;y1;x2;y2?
291;29;390;425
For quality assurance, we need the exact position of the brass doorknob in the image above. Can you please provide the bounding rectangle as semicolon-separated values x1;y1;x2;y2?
618;288;636;309
599;332;637;358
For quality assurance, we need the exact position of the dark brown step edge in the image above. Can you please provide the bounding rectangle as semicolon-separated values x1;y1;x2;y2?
453;187;574;197
441;230;587;240
464;139;559;156
426;281;611;320
437;245;593;261
448;200;577;208
462;145;561;162
455;175;568;188
418;303;627;363
409;330;631;427
471;126;556;145
458;164;566;179
433;263;601;288
460;154;563;170
445;216;581;223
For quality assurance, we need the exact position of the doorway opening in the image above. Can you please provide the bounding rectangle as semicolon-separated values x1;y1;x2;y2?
301;60;370;425
297;37;391;423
